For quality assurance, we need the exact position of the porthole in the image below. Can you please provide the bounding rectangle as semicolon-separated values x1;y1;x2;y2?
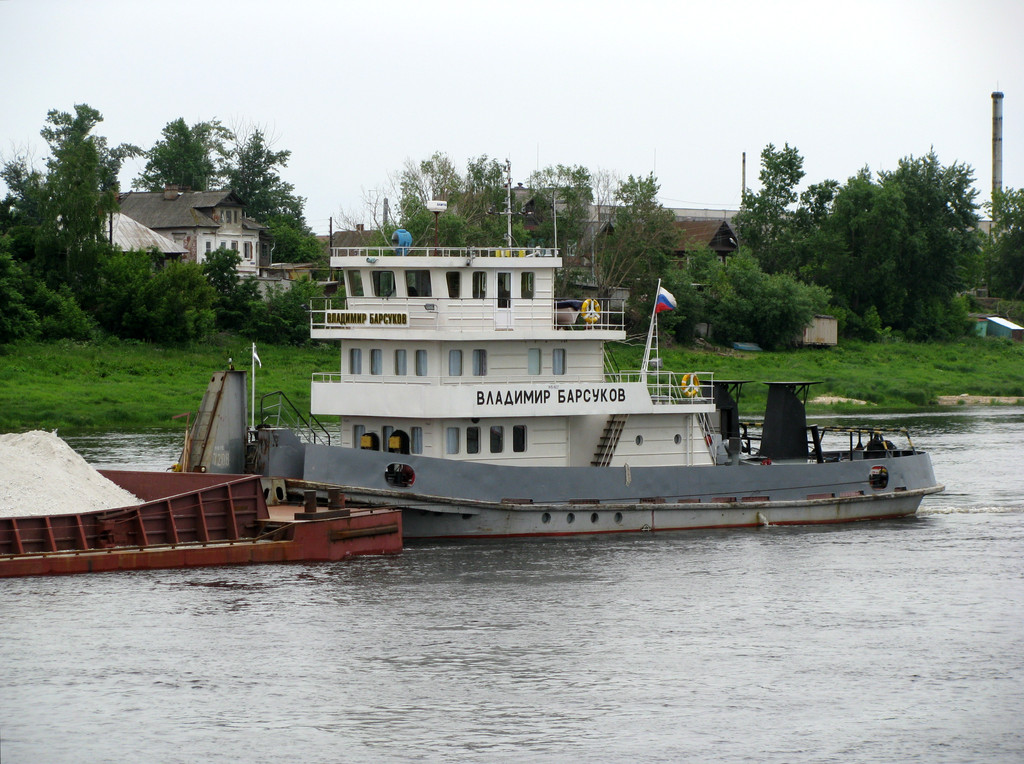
590;512;599;523
567;512;575;524
635;435;644;446
542;512;551;524
614;512;623;524
674;434;682;445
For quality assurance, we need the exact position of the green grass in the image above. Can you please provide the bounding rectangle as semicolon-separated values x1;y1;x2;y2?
1;335;1022;433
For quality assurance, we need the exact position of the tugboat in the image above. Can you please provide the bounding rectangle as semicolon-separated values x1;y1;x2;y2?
233;169;943;539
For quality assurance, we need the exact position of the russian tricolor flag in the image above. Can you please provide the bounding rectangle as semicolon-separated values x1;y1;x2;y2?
654;286;676;313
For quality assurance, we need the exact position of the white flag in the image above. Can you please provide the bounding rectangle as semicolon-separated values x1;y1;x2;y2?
252;344;262;368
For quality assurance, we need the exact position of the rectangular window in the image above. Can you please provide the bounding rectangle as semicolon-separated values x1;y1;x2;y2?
467;426;480;454
521;272;535;299
372;271;396;297
472;349;487;376
348;271;364;297
383;425;394;451
472;271;487;299
244;242;252;259
497;272;511;308
350;348;362;374
353;424;365;449
394;349;407;376
370;349;382;375
553;348;566;375
205;241;212;253
528;348;541;375
446;272;461;298
230;241;238;251
513;425;527;452
406;270;432;297
449;349;463;376
415;349;428;376
490;426;504;453
411;427;423;454
446;427;460;455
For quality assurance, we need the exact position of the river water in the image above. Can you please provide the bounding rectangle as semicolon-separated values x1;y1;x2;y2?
3;409;1023;763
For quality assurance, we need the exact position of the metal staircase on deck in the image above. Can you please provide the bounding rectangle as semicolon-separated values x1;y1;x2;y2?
592;414;628;466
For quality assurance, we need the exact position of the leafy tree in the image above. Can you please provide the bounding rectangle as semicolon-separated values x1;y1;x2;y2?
526;164;594;255
135;118;232;192
594;173;679;326
705;250;831;350
93;249;158;338
141;261;216;343
224;127;305;226
244;278;322;345
203;246;259;332
734;143;805;273
0;249;40;343
266;215;327;265
985;187;1024;298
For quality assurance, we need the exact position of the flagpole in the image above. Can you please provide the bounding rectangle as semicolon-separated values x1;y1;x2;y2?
251;342;256;429
640;279;661;382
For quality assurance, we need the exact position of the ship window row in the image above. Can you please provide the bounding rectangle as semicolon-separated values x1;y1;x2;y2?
346;270;535;300
349;347;565;377
446;425;527;455
354;425;424;454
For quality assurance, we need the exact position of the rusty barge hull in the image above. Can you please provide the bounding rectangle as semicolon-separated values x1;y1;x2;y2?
0;471;401;578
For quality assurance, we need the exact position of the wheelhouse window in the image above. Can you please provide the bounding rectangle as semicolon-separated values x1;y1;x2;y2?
513;425;527;452
472;349;487;376
490;426;504;453
553;348;566;375
406;270;432;297
472;271;487;299
446;427;460;454
394;349;407;376
497;272;511;308
353;424;365;448
350;348;362;374
449;349;463;376
521;272;535;299
528;348;541;375
446;272;461;298
372;271;396;297
467;426;480;454
415;349;428;376
348;271;364;297
370;349;382;375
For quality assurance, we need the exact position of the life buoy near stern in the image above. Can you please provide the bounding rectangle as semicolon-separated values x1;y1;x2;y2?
681;373;701;397
581;298;601;324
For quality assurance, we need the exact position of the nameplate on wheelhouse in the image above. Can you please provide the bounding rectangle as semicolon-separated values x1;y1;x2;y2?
325;311;409;326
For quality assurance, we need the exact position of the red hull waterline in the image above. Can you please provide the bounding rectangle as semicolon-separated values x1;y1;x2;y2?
0;471;402;578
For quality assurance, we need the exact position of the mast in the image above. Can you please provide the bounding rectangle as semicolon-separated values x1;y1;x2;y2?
639;278;662;383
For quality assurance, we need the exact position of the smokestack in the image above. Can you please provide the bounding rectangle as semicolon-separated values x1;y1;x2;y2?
992;91;1004;197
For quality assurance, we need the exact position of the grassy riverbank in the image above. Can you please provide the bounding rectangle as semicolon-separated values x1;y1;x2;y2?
1;335;1022;434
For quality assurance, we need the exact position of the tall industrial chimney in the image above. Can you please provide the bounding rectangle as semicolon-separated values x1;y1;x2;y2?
992;91;1004;197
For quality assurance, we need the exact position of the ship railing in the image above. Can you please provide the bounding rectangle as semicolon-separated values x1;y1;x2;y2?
258;391;331;445
608;370;715;404
552;297;625;331
330;245;560;259
307;296;625;332
312;371;623;387
733;422;920;462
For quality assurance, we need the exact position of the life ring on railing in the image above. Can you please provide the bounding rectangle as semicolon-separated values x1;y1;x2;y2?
581;298;601;324
681;373;701;397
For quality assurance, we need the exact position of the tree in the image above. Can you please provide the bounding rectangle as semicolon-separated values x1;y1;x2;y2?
984;188;1024;298
135;118;232;192
734;143;805;273
526;164;594;255
34;105;138;288
224;126;305;226
594;173;679;322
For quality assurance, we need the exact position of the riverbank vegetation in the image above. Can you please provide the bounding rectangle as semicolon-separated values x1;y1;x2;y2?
1;335;1022;434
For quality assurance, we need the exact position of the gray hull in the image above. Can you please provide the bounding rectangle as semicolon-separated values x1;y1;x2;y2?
261;430;943;538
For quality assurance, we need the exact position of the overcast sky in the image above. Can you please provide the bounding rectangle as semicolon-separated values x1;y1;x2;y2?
2;0;1021;235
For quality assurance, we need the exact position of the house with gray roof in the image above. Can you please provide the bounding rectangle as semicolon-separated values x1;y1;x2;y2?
117;186;269;275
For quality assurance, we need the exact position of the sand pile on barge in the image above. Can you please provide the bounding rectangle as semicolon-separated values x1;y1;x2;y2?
0;430;142;517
